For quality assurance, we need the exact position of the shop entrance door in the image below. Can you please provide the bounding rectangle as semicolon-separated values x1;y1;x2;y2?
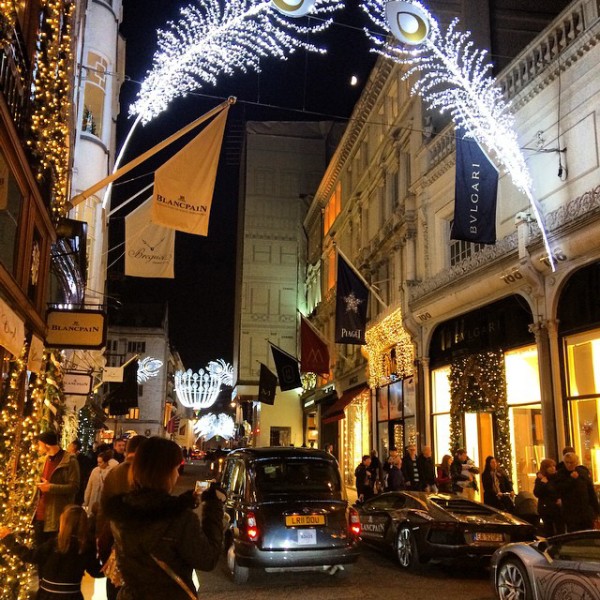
464;412;494;501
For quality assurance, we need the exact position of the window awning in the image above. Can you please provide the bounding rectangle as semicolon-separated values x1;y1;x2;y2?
322;385;368;424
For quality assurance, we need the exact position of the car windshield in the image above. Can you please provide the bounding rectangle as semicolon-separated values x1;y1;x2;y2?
254;458;342;498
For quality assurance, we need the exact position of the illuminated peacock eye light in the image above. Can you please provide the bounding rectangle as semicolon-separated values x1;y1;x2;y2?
385;1;431;45
271;0;316;18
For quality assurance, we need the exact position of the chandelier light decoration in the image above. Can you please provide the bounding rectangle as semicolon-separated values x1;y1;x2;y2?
175;359;234;410
361;0;555;269
137;357;163;383
193;412;236;440
105;0;343;208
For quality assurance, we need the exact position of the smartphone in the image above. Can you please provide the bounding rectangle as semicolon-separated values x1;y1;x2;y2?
195;480;210;493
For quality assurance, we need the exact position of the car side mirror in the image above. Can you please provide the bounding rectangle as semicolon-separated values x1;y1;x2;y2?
537;540;548;553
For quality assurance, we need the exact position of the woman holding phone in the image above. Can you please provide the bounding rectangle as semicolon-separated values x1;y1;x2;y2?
105;437;225;600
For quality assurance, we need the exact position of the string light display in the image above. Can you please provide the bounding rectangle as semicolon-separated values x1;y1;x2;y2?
28;0;75;220
0;345;43;599
130;0;344;123
0;1;16;46
193;412;236;440
364;309;414;388
175;360;233;410
449;350;512;476
361;0;555;270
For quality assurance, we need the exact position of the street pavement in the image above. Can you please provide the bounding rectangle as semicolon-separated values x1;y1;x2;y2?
84;460;495;600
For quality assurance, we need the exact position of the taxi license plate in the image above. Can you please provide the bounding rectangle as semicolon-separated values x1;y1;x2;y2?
474;532;503;542
285;514;326;527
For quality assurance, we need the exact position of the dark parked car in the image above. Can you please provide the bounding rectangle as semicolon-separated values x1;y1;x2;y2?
490;530;600;599
357;491;536;570
220;447;361;584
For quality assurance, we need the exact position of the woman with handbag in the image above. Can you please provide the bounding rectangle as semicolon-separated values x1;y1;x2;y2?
104;437;225;600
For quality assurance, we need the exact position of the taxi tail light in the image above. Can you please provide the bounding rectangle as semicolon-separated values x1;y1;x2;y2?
349;506;361;537
246;512;259;542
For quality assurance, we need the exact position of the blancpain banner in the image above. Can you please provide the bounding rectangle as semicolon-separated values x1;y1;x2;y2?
151;107;229;235
46;309;106;349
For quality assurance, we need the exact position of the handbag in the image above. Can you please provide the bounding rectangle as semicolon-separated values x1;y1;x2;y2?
101;547;124;587
151;554;197;600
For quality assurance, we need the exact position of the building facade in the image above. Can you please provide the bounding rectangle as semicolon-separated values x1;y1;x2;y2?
233;121;339;448
306;0;595;495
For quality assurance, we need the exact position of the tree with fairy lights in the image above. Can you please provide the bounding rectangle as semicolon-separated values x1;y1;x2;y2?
105;0;345;208
449;351;512;477
361;0;555;269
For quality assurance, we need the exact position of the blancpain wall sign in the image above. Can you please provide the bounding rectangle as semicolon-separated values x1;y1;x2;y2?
46;309;106;349
63;372;93;396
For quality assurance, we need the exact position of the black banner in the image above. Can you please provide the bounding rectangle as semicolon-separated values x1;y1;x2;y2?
270;345;302;391
104;360;138;415
335;254;369;344
258;363;277;405
451;132;498;244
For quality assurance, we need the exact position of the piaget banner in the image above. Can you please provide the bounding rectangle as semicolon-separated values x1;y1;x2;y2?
151;106;229;235
27;334;45;373
125;197;175;278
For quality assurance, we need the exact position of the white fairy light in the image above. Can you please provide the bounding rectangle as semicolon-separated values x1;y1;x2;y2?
361;0;555;270
193;412;236;440
137;357;163;383
131;0;344;124
174;359;234;410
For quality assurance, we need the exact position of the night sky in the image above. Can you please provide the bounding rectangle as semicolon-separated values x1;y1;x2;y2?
108;0;377;370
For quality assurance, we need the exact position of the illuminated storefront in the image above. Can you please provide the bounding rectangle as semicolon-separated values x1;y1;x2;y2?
429;296;543;496
365;309;416;462
558;262;600;483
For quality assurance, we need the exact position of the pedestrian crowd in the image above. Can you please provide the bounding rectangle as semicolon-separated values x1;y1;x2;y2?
0;431;225;600
354;444;600;537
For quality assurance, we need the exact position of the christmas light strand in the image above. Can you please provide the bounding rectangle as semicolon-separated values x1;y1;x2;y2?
131;0;344;123
28;0;76;220
361;0;555;269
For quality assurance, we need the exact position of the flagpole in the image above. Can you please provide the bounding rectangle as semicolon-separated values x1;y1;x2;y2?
108;182;154;217
335;246;388;310
70;97;236;209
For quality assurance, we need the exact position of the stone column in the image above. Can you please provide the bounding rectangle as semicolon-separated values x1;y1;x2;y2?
419;357;431;447
547;319;566;452
528;320;558;461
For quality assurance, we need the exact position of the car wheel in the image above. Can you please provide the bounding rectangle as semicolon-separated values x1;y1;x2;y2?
396;526;422;571
496;557;533;600
226;541;250;584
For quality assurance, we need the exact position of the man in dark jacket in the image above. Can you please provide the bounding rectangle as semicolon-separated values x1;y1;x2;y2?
67;439;94;506
401;444;421;490
555;452;600;532
355;455;373;503
417;446;437;492
34;431;80;546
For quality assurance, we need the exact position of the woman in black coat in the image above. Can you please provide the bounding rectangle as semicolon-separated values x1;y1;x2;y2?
534;458;563;536
0;505;101;599
105;437;225;600
482;456;514;511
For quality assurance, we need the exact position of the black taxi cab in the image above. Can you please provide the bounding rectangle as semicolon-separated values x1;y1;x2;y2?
219;447;361;583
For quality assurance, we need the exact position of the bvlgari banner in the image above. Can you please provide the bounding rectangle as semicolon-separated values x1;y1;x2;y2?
151;106;229;235
0;296;24;357
125;197;175;278
46;309;106;349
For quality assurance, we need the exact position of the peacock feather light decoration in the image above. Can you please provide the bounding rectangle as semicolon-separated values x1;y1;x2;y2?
131;0;344;124
105;0;344;209
361;0;555;269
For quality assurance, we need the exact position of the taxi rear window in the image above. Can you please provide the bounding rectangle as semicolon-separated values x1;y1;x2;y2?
254;459;341;497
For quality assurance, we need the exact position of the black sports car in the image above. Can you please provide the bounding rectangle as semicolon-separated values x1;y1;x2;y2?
356;492;536;569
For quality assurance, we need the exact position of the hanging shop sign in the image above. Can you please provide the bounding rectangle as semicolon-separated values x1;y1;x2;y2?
46;309;106;349
0;296;25;357
63;372;93;396
27;334;45;373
